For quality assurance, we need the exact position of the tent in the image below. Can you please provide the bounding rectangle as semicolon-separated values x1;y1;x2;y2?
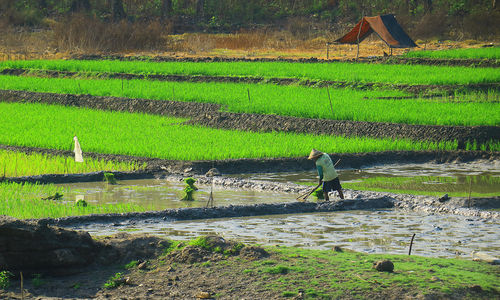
335;14;417;48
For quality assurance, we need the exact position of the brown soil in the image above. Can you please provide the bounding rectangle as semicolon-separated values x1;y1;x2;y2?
1;234;494;300
1;90;498;145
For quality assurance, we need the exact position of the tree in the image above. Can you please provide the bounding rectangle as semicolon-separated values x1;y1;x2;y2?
161;0;172;21
70;0;91;13
112;0;126;21
196;0;205;20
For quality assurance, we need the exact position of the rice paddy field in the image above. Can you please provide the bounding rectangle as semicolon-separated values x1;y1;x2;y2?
0;181;148;219
404;47;500;60
1;75;498;126
0;149;144;177
1;59;499;85
0;55;498;219
0;102;463;161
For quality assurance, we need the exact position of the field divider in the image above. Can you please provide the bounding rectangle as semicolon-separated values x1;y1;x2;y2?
2;68;499;94
1;144;498;182
0;89;498;145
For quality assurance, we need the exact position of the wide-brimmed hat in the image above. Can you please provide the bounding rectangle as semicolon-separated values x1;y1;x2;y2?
308;149;323;160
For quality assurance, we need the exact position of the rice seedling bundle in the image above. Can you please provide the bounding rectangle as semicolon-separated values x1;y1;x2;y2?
0;181;147;219
1;59;499;85
0;75;498;126
0;102;464;160
0;149;144;177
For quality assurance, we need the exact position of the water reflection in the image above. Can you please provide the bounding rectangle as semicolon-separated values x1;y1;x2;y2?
76;209;500;259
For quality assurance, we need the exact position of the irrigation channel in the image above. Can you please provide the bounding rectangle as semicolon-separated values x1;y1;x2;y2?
54;160;500;259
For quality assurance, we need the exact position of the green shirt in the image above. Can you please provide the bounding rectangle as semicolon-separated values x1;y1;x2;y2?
315;154;338;182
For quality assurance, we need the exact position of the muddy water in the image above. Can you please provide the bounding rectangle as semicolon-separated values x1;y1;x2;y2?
74;209;500;259
229;160;500;195
59;179;294;210
58;161;499;210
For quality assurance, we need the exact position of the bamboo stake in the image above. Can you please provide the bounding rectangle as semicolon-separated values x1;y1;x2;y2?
356;17;364;60
408;233;416;255
327;87;334;118
21;272;24;300
468;177;472;208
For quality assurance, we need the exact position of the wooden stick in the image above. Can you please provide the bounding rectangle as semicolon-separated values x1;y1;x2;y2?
468;177;472;208
297;182;322;201
408;233;416;255
327;87;334;119
356;17;364;60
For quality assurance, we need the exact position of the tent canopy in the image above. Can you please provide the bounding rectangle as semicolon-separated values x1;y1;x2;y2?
335;14;417;48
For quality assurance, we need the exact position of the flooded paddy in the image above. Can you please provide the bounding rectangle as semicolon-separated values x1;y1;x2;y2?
56;160;499;259
57;179;295;210
57;160;500;210
74;209;500;259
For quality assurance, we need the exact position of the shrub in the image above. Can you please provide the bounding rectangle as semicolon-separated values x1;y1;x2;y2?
0;271;13;289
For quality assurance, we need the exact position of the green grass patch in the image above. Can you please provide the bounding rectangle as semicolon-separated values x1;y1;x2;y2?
1;59;499;85
0;102;465;161
0;75;498;126
404;47;500;60
0;181;149;219
245;246;500;298
0;149;145;178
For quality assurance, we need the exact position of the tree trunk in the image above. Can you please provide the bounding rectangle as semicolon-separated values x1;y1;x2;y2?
423;0;433;13
196;0;205;20
493;0;497;9
70;0;91;13
112;0;126;21
161;0;172;21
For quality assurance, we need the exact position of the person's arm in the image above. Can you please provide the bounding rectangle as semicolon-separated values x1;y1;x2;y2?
317;165;323;184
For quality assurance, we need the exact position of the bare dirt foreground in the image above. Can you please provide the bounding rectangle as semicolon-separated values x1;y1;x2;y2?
1;216;499;300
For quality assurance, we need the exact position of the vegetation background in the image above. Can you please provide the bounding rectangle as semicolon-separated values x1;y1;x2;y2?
0;0;498;54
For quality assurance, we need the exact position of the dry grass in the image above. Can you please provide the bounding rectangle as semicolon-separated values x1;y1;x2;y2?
0;18;495;61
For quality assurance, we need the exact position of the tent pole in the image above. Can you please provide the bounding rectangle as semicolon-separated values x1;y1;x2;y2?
356;17;364;60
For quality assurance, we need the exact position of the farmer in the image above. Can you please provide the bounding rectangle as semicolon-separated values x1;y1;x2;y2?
308;149;344;201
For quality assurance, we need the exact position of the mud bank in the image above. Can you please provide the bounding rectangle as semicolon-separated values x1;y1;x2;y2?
2;144;498;179
73;54;500;68
1;90;498;144
186;112;500;145
35;198;395;227
2;68;498;94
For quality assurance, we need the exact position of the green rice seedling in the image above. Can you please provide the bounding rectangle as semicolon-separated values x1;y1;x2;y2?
0;149;145;178
0;102;467;161
0;75;498;126
103;172;118;184
181;177;198;201
1;59;499;85
0;181;149;219
312;188;324;200
404;47;500;60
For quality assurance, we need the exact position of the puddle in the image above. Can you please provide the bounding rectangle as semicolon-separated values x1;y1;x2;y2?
57;179;294;210
229;161;500;195
56;161;499;210
74;209;500;259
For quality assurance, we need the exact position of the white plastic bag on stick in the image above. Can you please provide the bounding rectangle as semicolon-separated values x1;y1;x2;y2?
73;136;84;163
